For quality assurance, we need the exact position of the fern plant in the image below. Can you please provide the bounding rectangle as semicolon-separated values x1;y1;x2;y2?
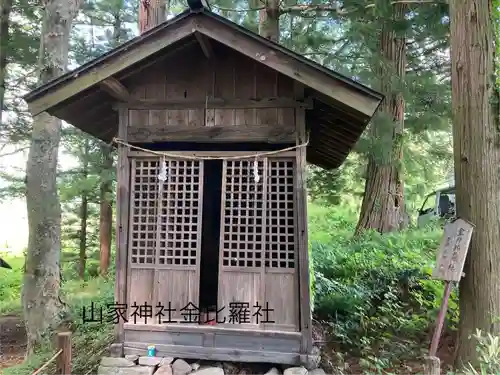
461;329;500;375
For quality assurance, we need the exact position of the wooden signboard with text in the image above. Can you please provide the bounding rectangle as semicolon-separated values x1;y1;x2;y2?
432;218;474;282
426;217;474;374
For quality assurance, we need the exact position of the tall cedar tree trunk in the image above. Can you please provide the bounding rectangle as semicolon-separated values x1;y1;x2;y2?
139;0;167;33
99;10;122;277
79;139;89;279
79;195;88;279
450;0;500;366
99;143;113;277
0;0;12;120
22;0;80;355
258;0;280;42
355;3;407;235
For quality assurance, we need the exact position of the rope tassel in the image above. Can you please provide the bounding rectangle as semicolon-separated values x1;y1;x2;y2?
158;156;168;182
252;158;260;183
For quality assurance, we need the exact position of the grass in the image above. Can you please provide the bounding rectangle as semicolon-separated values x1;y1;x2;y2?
0;256;24;315
0;254;115;375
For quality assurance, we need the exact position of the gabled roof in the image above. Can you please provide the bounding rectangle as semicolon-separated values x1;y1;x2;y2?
23;8;384;169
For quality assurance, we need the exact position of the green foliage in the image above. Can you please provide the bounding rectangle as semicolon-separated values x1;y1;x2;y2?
275;0;454;213
1;264;115;375
308;203;458;369
0;253;24;314
307;153;368;209
307;166;346;206
443;330;500;375
460;330;500;375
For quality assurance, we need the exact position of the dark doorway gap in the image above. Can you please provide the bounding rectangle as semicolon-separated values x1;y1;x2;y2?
199;160;223;313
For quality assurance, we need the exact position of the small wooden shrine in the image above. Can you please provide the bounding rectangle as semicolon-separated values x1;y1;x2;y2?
23;7;383;367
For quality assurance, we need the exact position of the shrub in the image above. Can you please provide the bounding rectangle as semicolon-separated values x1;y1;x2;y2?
0;253;24;314
308;203;458;364
460;330;500;375
2;277;115;375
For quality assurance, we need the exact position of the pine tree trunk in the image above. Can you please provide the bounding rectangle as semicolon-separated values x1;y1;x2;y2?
138;0;167;33
450;0;500;366
22;0;80;356
79;195;88;279
99;143;113;277
98;7;122;278
355;3;407;235
258;0;280;42
0;0;12;120
79;139;89;280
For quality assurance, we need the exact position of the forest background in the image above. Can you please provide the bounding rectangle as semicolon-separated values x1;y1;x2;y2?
0;0;498;374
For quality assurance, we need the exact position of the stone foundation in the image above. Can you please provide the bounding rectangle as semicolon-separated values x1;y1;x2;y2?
97;356;327;375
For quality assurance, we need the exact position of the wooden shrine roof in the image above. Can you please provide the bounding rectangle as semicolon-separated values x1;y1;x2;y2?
23;8;384;170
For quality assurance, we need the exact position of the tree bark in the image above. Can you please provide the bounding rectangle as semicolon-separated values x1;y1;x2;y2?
258;0;280;42
450;0;500;367
138;0;167;34
79;194;88;279
22;0;80;356
355;3;407;235
79;139;89;280
99;143;113;277
0;0;12;121
98;6;122;278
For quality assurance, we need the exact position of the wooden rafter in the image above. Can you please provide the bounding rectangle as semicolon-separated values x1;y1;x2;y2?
113;97;313;110
194;31;213;58
126;123;296;143
100;77;131;102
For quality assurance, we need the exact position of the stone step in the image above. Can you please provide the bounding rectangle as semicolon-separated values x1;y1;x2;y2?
97;356;323;375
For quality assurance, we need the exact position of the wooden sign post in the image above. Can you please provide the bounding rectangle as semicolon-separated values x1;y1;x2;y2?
425;218;474;375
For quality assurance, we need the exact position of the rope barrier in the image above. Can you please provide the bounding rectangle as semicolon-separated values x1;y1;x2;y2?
112;132;310;161
32;349;62;375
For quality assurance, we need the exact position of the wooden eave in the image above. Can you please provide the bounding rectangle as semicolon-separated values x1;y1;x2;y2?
22;9;384;170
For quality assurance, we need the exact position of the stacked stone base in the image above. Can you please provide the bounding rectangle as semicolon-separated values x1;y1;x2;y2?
97;356;326;375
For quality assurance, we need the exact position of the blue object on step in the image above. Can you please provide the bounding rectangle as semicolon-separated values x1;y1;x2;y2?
147;345;156;357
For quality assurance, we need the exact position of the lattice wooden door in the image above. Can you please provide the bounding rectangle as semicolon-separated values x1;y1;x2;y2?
217;157;299;331
127;157;204;324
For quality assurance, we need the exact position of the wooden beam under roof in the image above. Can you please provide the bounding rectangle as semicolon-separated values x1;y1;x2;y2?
194;31;213;58
126;123;296;143
100;77;131;102
113;97;313;110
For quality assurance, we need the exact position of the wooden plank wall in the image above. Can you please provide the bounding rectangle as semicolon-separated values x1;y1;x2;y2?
125;45;297;142
122;324;303;363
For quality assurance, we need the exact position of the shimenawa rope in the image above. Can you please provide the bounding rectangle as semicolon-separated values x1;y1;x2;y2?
111;133;310;161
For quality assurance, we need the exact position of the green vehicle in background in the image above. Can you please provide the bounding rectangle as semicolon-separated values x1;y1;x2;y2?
417;185;456;227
